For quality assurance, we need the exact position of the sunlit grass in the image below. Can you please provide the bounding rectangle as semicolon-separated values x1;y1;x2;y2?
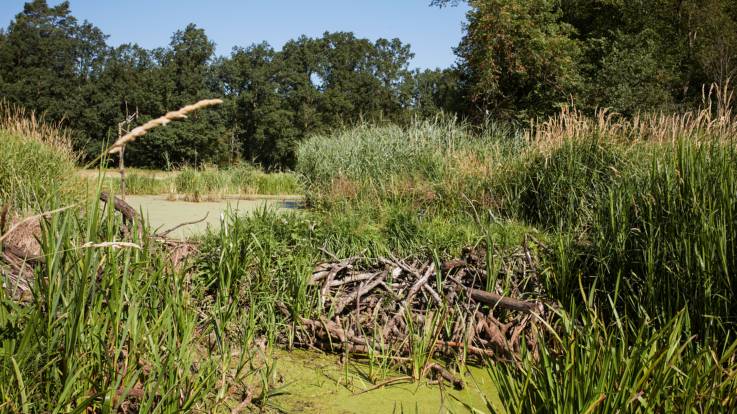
84;164;302;200
3;108;737;411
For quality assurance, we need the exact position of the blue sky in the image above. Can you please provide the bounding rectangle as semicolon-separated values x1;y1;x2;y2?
0;1;469;70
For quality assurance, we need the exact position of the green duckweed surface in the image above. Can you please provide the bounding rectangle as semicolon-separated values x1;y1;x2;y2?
266;349;501;413
124;195;301;238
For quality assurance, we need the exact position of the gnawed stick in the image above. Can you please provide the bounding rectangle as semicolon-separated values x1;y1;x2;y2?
422;283;443;304
435;340;495;358
300;317;372;349
320;256;361;299
328;272;377;288
382;262;435;338
447;273;542;314
333;271;386;314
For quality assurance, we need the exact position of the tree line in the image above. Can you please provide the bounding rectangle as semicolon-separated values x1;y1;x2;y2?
436;0;737;120
1;0;735;169
0;0;459;168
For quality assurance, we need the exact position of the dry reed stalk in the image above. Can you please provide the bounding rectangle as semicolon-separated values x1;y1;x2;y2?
526;81;736;151
0;100;75;158
108;99;223;154
80;241;141;250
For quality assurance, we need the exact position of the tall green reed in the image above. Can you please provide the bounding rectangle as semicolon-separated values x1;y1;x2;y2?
488;305;737;413
0;198;221;411
592;140;737;337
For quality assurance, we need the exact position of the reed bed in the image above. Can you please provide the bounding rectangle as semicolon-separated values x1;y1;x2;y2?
293;110;737;411
3;98;737;411
0;199;297;411
489;308;737;413
0;100;75;159
297;115;737;335
89;165;302;200
527;83;736;150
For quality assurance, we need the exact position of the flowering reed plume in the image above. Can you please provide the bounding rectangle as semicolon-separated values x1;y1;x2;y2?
108;99;223;154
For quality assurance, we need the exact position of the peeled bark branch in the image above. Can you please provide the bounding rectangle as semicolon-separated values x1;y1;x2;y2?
465;287;543;314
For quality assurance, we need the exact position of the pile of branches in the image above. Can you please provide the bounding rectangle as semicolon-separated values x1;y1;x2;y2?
295;239;552;387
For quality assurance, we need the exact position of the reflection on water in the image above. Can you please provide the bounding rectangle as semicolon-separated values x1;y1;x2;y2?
278;198;305;209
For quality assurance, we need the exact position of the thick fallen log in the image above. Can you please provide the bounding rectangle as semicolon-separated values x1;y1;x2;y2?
465;287;543;314
100;192;140;223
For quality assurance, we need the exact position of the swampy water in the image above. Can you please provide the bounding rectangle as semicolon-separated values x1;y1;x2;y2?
125;195;302;238
262;349;500;413
126;195;499;412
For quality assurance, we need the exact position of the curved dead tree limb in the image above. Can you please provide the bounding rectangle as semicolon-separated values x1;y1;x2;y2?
99;192;139;223
99;191;143;239
156;213;209;238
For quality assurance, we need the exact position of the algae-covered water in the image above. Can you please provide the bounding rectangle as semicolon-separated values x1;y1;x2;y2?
124;195;301;238
264;349;501;413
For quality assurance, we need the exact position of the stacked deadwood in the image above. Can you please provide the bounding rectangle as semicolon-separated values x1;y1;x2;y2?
297;238;551;376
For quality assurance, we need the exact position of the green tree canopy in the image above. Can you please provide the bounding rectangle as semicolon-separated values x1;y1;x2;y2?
435;0;737;117
215;32;416;168
457;0;581;120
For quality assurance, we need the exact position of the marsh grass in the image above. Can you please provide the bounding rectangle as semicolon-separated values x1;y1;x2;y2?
488;305;737;413
0;100;75;158
297;119;519;210
0;193;302;412
0;108;293;412
90;165;302;200
0;103;80;211
4;97;737;412
293;112;737;411
0;200;215;411
592;140;737;337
